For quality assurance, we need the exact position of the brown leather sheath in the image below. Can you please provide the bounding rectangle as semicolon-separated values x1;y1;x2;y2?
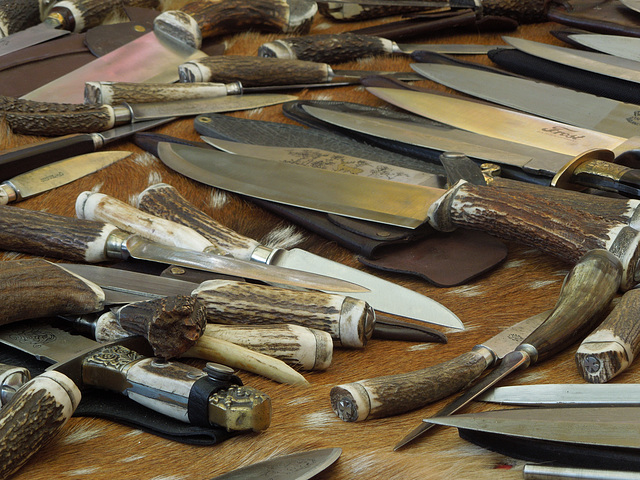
547;0;640;37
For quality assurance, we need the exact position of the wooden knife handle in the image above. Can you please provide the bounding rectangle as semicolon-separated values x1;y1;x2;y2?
204;324;333;370
330;351;489;421
76;191;213;252
0;259;106;326
259;33;394;63
575;289;640;383
194;279;375;348
0;96;116;136
137;183;261;261
430;180;640;290
178;55;331;86
84;81;240;105
0;371;81;479
518;249;622;363
0;0;40;37
0;205;118;262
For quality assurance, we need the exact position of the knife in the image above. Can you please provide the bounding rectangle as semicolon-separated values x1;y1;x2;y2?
365;87;640;196
210;447;341;479
410;63;640;139
395;248;621;449
22;0;318;103
4;93;298;136
177;55;424;86
568;33;640;64
0;0;41;38
0;117;171;181
0;150;129;205
0;318;272;431
0;0;161;58
330;309;549;423
0;206;364;294
479;383;640;406
257;33;503;63
135;182;463;330
502;36;640;86
155;142;640;290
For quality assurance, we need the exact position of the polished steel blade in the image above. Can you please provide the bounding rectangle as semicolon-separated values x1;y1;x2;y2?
621;0;640;13
129;94;298;121
22;30;207;104
210;447;342;480
503;36;640;85
410;63;640;138
427;406;640;448
400;44;503;55
122;234;367;293
201;136;447;187
366;86;630;157
312;0;477;7
480;383;640;406
569;33;640;63
301;104;574;177
5;151;130;202
269;248;462;329
157;142;441;228
0;23;70;57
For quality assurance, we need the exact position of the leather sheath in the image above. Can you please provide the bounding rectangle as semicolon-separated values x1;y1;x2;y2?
487;46;640;106
0;342;234;446
547;0;640;37
187;113;507;286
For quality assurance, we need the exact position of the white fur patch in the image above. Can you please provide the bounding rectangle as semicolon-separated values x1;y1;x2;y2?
132;152;158;167
446;285;485;297
148;171;164;186
60;424;107;445
261;225;306;249
63;467;101;477
208;190;228;209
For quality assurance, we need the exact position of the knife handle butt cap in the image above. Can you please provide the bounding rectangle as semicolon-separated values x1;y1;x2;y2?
153;10;202;50
575;288;640;383
330;351;489;421
0;371;80;479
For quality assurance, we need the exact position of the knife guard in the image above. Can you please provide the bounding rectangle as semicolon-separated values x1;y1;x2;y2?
0;370;81;479
178;55;332;86
0;0;40;36
0;258;106;325
575;289;640;383
84;81;241;105
193;279;375;349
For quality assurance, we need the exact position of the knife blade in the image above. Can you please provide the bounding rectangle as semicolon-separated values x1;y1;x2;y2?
410;63;640;139
0;318;272;431
5;93;298;136
0;151;129;205
22;0;318;103
210;447;341;480
395;249;622;449
479;383;640;405
621;0;640;14
177;55;424;86
0;206;365;293
567;34;640;63
330;309;549;422
503;36;640;86
155;142;640;290
311;0;479;6
257;32;502;63
0;0;160;58
0;117;172;181
135;182;463;330
365;87;640;196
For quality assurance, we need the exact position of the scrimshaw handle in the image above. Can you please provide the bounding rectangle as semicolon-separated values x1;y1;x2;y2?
0;371;81;479
0;259;105;326
0;206;118;262
179;55;331;85
84;81;240;105
194;279;374;348
137;183;260;260
0;0;40;37
430;180;640;290
576;289;640;383
259;33;394;63
331;351;489;422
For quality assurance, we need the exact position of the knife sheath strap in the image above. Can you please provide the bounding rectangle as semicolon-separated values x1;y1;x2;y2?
458;429;640;471
488;47;640;106
547;0;640;37
0;345;235;446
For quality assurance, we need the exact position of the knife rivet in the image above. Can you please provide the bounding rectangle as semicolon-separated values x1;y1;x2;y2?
377;231;390;238
583;355;601;374
198;117;212;124
204;362;236;382
134;25;147;33
169;267;187;275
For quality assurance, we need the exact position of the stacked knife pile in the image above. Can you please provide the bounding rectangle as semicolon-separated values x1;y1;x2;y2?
8;0;640;478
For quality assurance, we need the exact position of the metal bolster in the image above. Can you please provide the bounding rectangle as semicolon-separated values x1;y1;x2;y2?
112;104;134;126
516;343;539;364
250;245;276;264
105;230;131;259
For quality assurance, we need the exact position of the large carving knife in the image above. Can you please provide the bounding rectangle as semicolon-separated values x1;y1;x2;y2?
23;0;317;103
132;183;463;330
395;249;622;449
0;206;364;293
